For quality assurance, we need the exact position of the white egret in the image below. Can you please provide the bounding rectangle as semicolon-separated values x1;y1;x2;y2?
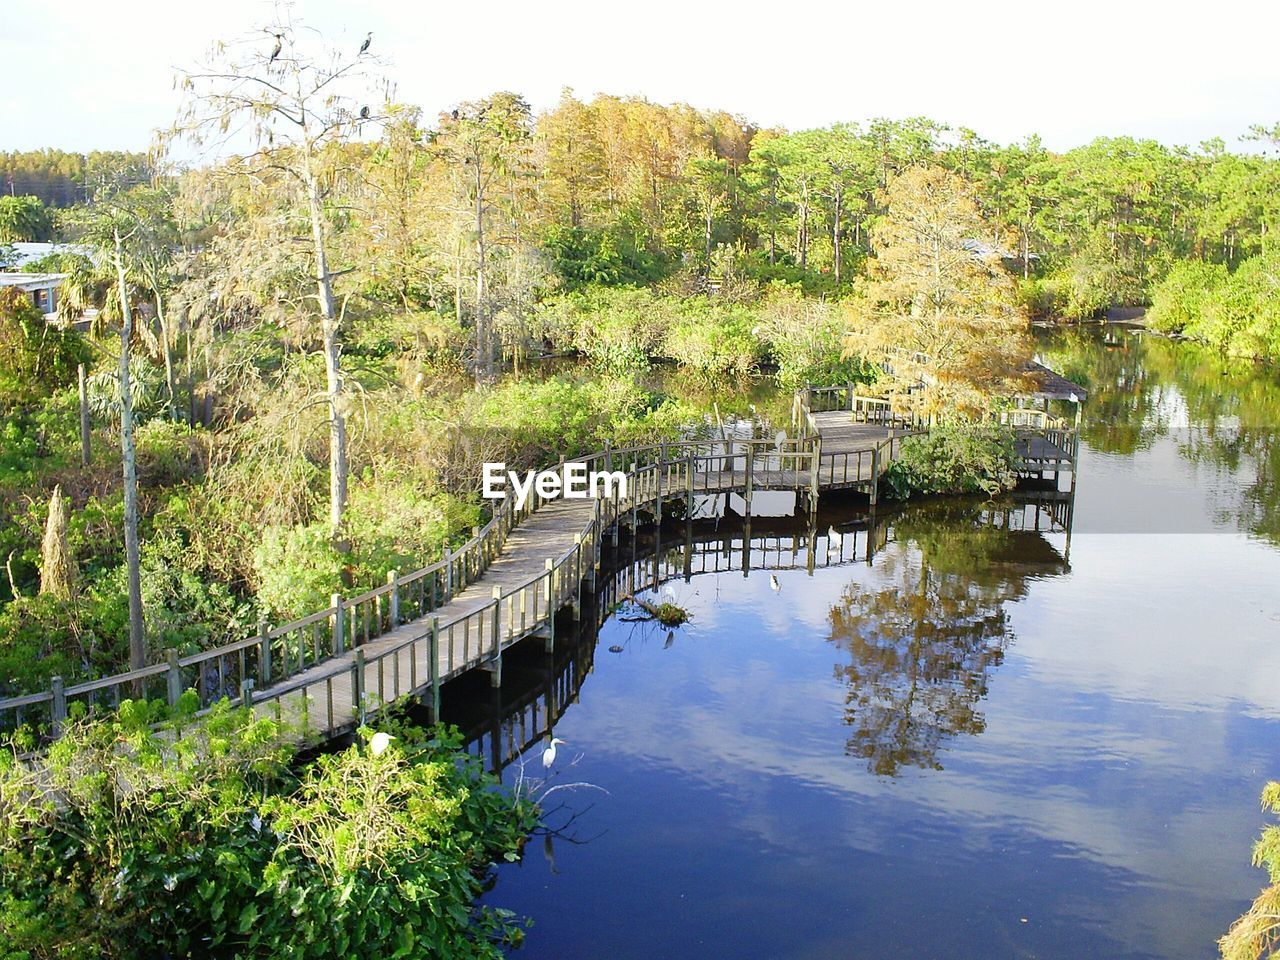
770;574;781;592
542;737;567;768
369;731;395;756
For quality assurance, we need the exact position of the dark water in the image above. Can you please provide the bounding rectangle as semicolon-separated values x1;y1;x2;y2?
463;327;1280;959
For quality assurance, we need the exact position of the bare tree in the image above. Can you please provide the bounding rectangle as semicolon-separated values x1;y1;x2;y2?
167;4;389;542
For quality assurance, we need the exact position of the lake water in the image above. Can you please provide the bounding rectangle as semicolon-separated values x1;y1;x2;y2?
456;326;1280;959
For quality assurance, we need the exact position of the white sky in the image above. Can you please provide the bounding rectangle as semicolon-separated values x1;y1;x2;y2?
3;0;1278;155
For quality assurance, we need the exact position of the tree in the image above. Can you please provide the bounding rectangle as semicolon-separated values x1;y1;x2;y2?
683;155;731;268
0;195;54;242
170;8;389;543
846;165;1030;414
432;92;534;381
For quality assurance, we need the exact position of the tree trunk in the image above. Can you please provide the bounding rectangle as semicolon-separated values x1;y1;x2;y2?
114;233;145;675
155;292;178;420
304;160;348;545
833;191;843;287
474;158;489;381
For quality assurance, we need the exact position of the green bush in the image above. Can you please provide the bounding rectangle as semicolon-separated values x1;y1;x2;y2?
1146;260;1229;334
0;288;90;412
0;707;536;959
661;301;762;378
253;524;346;622
1146;251;1280;359
883;422;1017;498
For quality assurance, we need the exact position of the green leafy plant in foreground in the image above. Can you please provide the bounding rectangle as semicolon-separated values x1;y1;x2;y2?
0;704;536;959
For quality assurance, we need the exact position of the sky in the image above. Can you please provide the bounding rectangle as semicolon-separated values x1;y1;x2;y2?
3;0;1279;155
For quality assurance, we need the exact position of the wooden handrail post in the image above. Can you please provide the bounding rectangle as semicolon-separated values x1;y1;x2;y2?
387;569;400;627
51;675;66;738
429;617;441;722
257;618;271;685
240;679;254;710
352;649;366;724
331;594;345;655
870;445;881;505
744;443;754;516
167;649;182;706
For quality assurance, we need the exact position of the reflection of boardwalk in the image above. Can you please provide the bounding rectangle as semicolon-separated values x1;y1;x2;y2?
450;497;1073;775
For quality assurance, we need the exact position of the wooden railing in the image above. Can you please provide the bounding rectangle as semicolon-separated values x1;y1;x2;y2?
0;420;910;741
1000;408;1067;431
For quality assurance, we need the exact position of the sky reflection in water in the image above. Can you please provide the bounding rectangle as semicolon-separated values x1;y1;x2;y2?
476;329;1280;959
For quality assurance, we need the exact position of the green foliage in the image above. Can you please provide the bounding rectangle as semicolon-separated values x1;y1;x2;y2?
1147;251;1280;359
542;224;667;289
883;423;1018;498
0;289;90;411
536;286;669;370
0;709;535;959
85;353;167;424
1146;260;1230;333
0;195;54;242
253;524;346;622
755;287;872;387
662;301;762;378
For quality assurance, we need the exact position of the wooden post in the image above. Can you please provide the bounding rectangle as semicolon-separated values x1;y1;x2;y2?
870;445;881;506
240;679;254;710
429;617;441;722
77;364;91;467
744;443;754;517
442;544;453;602
50;675;66;738
331;594;345;655
257;618;272;685
352;649;366;724
387;569;400;627
167;649;182;706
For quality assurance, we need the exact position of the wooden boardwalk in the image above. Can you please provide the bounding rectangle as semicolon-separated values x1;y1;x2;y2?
2;383;1080;746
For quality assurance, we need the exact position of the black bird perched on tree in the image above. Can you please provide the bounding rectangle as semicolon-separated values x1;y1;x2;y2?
269;33;283;62
450;108;459;121
359;32;372;54
359;105;370;119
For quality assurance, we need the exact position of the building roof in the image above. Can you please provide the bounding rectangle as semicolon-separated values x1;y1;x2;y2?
4;242;92;267
0;272;67;292
1019;359;1087;402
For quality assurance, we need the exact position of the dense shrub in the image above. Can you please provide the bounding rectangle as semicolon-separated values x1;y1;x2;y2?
253;524;346;622
1146;260;1229;334
882;422;1017;498
755;288;873;387
0;288;90;411
1146;251;1280;359
0;707;536;959
661;300;762;378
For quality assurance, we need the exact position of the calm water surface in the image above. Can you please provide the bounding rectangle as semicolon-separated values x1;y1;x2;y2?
460;327;1280;959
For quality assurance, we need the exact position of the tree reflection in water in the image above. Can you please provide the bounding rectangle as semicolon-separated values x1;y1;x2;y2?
827;502;1069;776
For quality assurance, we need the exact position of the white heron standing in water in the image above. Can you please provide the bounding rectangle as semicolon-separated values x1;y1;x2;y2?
542;737;567;768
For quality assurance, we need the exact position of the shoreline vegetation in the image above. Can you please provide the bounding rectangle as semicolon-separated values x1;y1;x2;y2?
2;9;1279;957
0;705;537;959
